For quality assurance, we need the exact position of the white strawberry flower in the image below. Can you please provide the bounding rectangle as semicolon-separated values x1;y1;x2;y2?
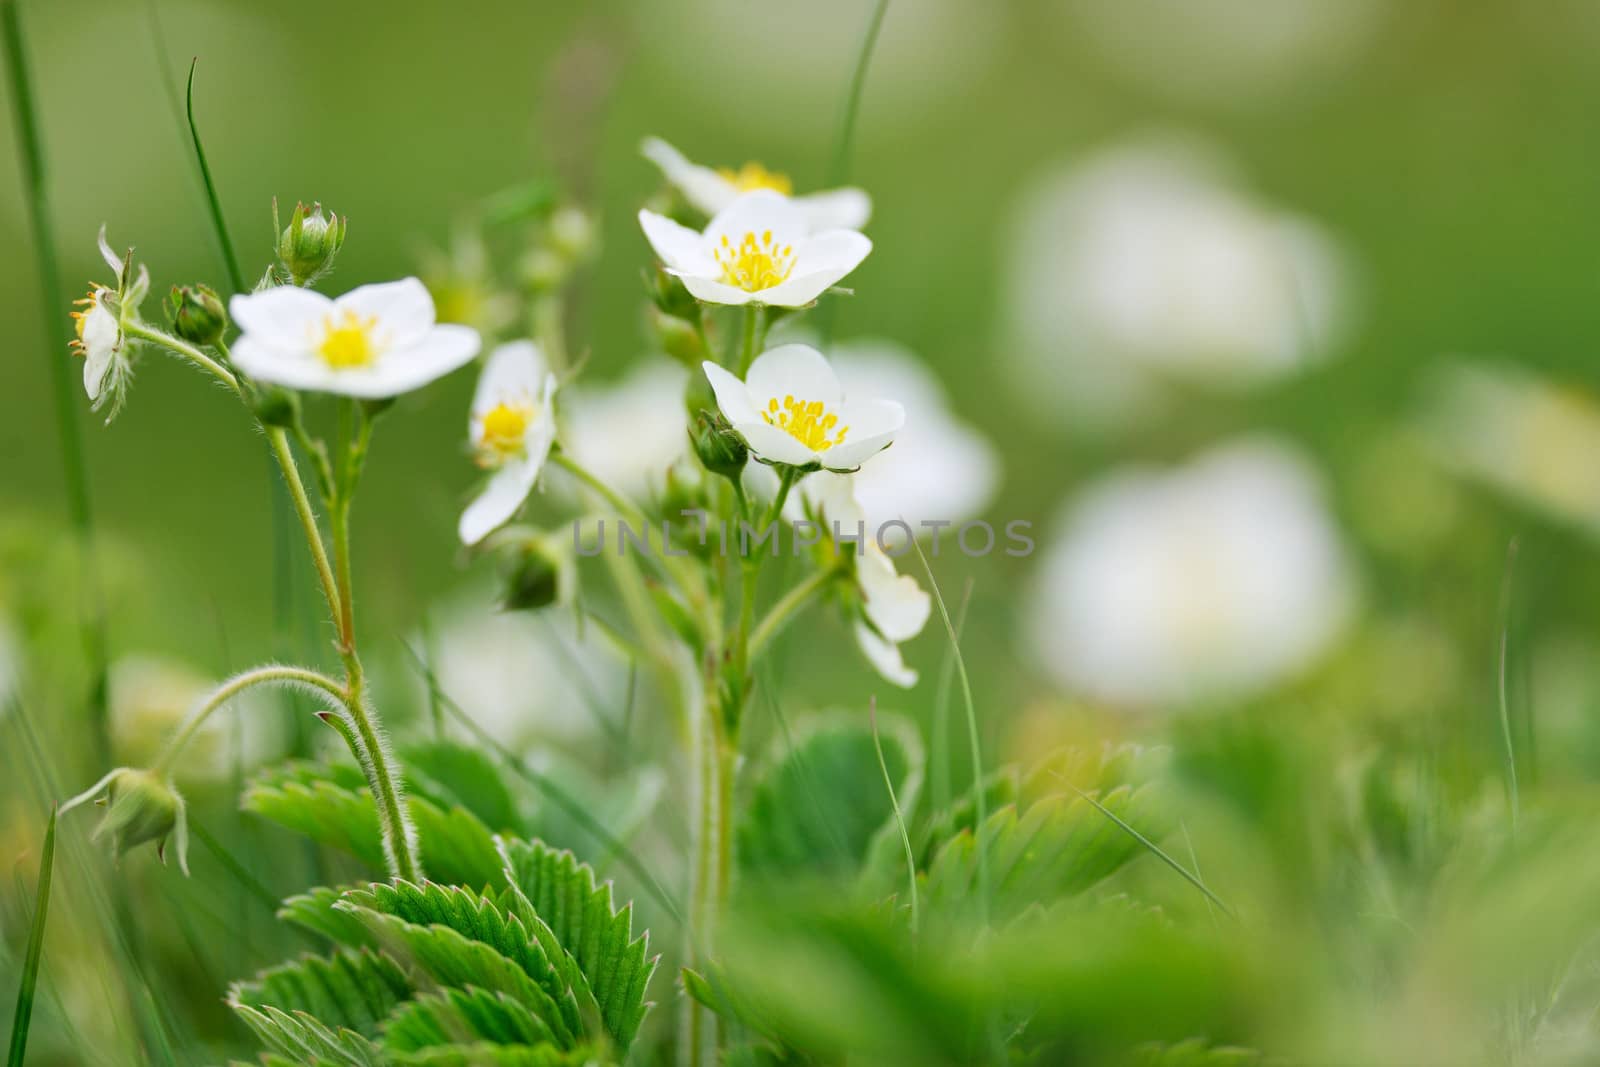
639;190;871;308
458;341;558;546
72;227;148;417
641;136;871;231
228;277;480;398
803;472;931;688
702;344;903;471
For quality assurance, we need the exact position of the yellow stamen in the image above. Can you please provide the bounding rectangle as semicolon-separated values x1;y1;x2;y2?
762;393;849;452
716;161;793;196
714;230;797;293
317;309;380;368
477;402;532;464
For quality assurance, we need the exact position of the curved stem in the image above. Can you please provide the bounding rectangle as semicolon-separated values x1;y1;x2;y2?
749;565;840;659
153;664;346;775
266;427;342;635
122;321;239;393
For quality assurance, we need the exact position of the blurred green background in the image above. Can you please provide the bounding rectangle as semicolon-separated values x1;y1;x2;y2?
11;1;1600;1062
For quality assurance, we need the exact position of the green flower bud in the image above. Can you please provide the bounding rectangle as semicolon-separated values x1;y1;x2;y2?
651;308;707;368
167;284;227;345
89;769;189;874
500;535;572;612
648;266;700;321
691;409;747;480
277;200;347;285
247;380;299;428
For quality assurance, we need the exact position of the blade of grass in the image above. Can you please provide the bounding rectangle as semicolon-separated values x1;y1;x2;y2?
818;0;889;348
3;0;113;771
182;60;246;293
400;640;684;929
869;697;918;934
1497;537;1520;834
6;805;56;1067
908;542;989;928
1050;772;1235;919
930;578;972;817
188;817;283;917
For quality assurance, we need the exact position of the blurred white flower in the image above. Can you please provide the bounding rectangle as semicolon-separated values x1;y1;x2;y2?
642;137;870;231
109;656;282;779
459;341;558;546
704;344;903;470
1420;362;1600;536
1003;135;1354;427
1059;0;1385;110
230;277;480;398
562;361;689;499
1029;438;1355;708
407;590;631;752
640;191;871;307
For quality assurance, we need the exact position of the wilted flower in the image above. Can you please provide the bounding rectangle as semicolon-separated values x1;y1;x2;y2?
639;190;871;307
562;361;690;498
1420;362;1600;537
229;277;480;398
70;226;149;418
642;136;871;231
61;767;189;875
459;341;558;546
1003;135;1353;426
702;344;903;471
1028;438;1355;708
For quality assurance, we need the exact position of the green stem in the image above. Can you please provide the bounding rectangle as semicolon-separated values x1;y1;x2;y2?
749;565;839;658
266;428;342;635
123;321;240;392
684;688;735;1067
735;304;761;377
153;664;346;775
3;0;112;767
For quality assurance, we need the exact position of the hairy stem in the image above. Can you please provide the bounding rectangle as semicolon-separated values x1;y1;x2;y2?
153;664;347;775
266;428;342;634
123;321;239;393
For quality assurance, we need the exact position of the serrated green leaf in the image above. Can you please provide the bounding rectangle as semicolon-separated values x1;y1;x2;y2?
382;986;561;1052
244;762;503;887
279;886;379;949
336;882;584;1049
739;714;923;883
403;740;527;834
498;837;656;1050
230;1001;383;1066
389;1042;610;1066
228;946;411;1042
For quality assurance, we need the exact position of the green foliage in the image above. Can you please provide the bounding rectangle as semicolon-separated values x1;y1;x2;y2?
229;948;410;1047
243;760;504;887
497;837;657;1050
402;740;526;834
739;714;923;883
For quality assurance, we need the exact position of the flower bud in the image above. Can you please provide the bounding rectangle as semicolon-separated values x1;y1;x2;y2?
247;380;299;428
85;768;190;874
168;284;227;345
500;536;572;612
651;308;707;368
648;266;700;322
277;201;347;285
691;410;747;480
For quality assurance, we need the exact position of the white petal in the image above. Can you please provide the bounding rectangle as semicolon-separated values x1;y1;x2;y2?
678;273;759;306
639;210;716;274
820;399;905;470
859;546;931;643
755;231;872;307
83;344;112;400
735;420;819;467
234;324;480;398
745;344;842;410
794;188;872;231
230;286;332;354
459;460;539;545
855;622;918;688
702;190;808;253
472;340;548;417
641;137;738;216
801;471;865;527
96;225;122;274
335;277;436;349
701;361;759;424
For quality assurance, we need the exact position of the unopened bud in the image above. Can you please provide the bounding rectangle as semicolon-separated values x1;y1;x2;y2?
278;200;347;285
247;380;299;427
648;266;700;321
168;284;227;345
651;308;707;367
87;768;190;875
691;410;747;480
500;536;571;612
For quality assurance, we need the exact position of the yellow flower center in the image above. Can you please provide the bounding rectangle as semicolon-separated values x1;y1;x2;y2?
317;310;380;368
478;402;532;463
715;230;796;293
68;288;103;357
763;394;849;452
717;162;793;195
